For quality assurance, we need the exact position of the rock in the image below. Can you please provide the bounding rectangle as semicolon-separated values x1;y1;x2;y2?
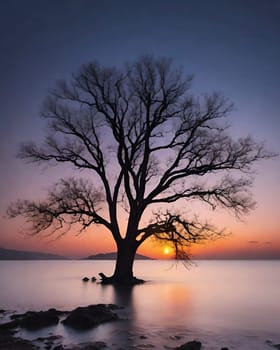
0;319;18;329
78;341;107;349
91;277;97;282
35;337;46;342
176;340;202;350
45;334;63;342
62;304;119;330
10;313;24;319
42;334;64;349
265;343;280;350
0;328;36;350
108;303;123;310
82;277;90;282
10;309;61;330
221;348;229;350
23;309;61;330
134;344;155;348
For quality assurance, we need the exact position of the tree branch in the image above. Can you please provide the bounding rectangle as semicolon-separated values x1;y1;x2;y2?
7;178;112;237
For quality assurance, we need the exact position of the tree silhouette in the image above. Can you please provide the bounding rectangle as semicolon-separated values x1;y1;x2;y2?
8;57;273;284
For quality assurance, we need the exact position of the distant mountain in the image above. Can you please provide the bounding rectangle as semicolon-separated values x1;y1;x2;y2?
0;247;67;260
85;252;153;260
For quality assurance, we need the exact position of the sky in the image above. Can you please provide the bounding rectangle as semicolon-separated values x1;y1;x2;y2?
0;0;279;259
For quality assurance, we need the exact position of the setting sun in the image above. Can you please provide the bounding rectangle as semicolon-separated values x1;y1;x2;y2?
163;246;170;255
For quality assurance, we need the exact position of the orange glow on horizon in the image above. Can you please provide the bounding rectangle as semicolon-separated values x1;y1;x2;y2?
1;207;280;260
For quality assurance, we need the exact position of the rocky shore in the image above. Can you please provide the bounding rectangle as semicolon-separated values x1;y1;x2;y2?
0;306;279;350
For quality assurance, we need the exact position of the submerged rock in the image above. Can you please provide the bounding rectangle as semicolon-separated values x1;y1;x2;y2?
176;340;202;350
62;304;119;330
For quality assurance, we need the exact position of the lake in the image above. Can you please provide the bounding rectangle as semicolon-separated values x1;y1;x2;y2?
0;260;279;349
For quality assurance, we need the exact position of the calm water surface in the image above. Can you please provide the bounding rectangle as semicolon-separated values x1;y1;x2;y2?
0;260;279;349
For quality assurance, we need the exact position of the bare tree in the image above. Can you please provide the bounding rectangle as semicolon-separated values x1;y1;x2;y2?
8;56;273;284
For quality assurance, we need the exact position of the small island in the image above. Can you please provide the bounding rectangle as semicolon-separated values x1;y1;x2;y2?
0;248;66;260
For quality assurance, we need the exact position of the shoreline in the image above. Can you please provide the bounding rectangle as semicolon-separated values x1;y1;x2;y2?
1;307;280;350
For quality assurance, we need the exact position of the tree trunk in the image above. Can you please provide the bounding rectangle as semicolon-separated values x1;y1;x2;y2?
99;240;144;285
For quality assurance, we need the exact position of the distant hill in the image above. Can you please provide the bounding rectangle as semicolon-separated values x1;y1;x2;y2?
85;252;153;260
0;247;67;260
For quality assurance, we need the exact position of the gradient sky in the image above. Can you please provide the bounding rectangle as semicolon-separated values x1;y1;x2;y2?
0;0;279;259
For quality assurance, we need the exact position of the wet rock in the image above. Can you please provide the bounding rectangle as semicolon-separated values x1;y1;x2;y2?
0;328;36;350
43;334;64;350
134;344;155;348
35;337;46;342
0;319;18;330
5;309;63;330
78;341;107;349
62;304;119;330
266;341;280;349
10;313;24;319
53;345;65;350
45;334;63;342
19;309;60;330
91;277;97;282
176;340;202;350
82;277;90;282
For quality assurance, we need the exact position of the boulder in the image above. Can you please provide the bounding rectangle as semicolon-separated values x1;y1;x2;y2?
7;308;63;330
82;277;90;282
0;309;61;330
62;304;119;330
176;340;202;350
19;309;60;330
